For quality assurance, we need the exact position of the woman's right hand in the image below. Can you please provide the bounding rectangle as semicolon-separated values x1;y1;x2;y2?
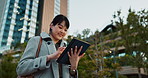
47;47;66;61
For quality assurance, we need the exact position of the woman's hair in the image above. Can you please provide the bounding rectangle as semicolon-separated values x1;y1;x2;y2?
51;14;70;29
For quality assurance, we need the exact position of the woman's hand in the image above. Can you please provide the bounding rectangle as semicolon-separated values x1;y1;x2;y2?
47;47;66;61
68;46;85;70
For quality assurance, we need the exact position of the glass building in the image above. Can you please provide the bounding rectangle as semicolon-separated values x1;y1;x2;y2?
0;0;69;52
0;0;40;51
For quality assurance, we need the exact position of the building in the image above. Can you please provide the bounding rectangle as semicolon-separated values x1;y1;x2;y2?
40;0;68;34
0;0;40;52
101;24;147;78
0;0;69;53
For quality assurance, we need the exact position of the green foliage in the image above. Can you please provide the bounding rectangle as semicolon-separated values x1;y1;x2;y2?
0;41;27;78
67;35;73;43
14;42;27;51
0;55;18;78
109;71;128;78
113;9;148;77
82;28;91;39
73;9;148;78
118;55;133;66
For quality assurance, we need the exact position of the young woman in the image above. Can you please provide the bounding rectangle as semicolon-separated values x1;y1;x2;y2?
16;14;84;78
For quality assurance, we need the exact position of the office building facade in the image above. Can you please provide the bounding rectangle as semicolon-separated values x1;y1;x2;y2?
0;0;40;52
0;0;69;52
40;0;68;33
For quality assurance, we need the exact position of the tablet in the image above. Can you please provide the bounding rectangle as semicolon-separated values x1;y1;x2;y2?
57;39;90;65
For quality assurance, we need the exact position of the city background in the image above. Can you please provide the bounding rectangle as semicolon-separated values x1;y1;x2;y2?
0;0;147;78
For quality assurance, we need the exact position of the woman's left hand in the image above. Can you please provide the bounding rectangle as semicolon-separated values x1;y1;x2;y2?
68;46;85;70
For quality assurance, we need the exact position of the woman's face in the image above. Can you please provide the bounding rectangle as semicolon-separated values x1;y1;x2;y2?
50;21;68;41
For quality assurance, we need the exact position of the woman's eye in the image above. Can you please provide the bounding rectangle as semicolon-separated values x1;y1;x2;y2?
65;29;67;32
59;26;62;29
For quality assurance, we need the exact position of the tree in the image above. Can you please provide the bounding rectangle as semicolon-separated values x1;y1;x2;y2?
113;9;148;78
14;42;27;51
82;28;91;39
0;55;18;78
0;41;27;78
78;29;116;78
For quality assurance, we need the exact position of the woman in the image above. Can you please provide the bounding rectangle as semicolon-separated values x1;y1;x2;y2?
16;14;84;78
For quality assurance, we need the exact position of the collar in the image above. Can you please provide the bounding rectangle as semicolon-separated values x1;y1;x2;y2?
40;32;52;41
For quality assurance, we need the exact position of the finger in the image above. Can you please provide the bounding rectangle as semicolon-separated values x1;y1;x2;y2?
59;47;65;52
77;46;83;55
63;47;66;49
58;51;63;54
59;47;63;49
61;47;66;51
68;52;71;58
80;53;85;58
58;47;63;51
74;46;77;54
70;48;73;56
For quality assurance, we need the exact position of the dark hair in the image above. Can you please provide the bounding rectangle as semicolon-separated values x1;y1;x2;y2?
51;14;70;29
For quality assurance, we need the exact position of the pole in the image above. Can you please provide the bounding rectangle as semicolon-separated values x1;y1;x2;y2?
113;51;118;78
100;30;105;78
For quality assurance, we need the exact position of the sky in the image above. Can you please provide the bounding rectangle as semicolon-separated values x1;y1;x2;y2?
68;0;148;36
